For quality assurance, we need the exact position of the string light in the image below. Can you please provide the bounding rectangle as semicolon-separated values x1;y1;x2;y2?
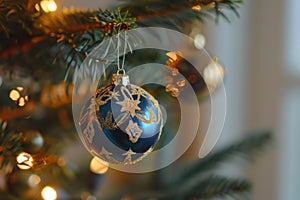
89;157;109;174
16;152;34;170
9;87;29;107
41;186;57;200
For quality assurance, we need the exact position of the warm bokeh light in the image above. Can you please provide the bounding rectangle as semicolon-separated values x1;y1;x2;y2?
89;157;109;174
192;5;201;11
16;152;34;170
28;174;41;187
41;186;57;200
194;34;206;49
9;87;29;107
57;157;66;167
9;89;20;101
203;58;224;90
16;86;24;91
36;0;57;13
18;97;26;107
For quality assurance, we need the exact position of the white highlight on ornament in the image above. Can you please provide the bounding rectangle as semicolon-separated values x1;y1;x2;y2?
28;174;41;187
194;34;206;49
16;152;34;170
90;157;109;174
41;186;57;200
203;58;224;90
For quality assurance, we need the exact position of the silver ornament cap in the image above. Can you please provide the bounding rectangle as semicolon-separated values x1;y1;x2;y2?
112;74;130;86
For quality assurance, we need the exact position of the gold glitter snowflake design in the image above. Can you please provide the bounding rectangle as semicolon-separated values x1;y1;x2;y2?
116;86;141;117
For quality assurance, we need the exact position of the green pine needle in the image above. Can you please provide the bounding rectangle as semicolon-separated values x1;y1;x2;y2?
173;131;272;186
180;175;252;200
0;120;23;170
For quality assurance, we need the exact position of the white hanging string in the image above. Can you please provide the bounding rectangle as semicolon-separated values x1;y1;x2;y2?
117;31;127;75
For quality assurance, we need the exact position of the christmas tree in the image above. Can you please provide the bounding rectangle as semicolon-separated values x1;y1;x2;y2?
0;0;271;199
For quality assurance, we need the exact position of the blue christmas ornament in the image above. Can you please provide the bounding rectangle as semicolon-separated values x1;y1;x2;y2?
79;74;163;164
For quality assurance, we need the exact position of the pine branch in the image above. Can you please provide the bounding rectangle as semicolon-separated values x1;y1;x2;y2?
0;0;29;38
0;0;243;85
126;175;251;200
121;0;242;29
185;175;251;199
123;132;271;200
0;120;23;170
173;131;272;186
0;8;136;60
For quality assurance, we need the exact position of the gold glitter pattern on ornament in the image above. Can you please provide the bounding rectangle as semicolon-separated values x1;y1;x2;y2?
116;86;141;117
122;149;136;164
99;147;119;164
125;120;142;143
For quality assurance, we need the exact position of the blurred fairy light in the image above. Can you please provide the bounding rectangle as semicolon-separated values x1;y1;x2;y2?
28;174;41;187
194;34;206;49
192;5;201;11
41;186;57;200
9;87;29;107
166;52;178;61
9;89;20;101
16;152;34;170
18;97;26;107
203;57;224;90
89;157;109;174
35;0;57;13
86;196;97;200
16;86;24;91
57;157;66;167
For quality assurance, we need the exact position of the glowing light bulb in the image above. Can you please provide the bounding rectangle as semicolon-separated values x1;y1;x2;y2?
16;152;34;170
41;186;57;200
89;157;109;174
39;0;57;13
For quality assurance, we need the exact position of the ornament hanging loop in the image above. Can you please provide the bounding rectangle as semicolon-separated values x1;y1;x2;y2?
116;68;126;75
116;30;128;75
